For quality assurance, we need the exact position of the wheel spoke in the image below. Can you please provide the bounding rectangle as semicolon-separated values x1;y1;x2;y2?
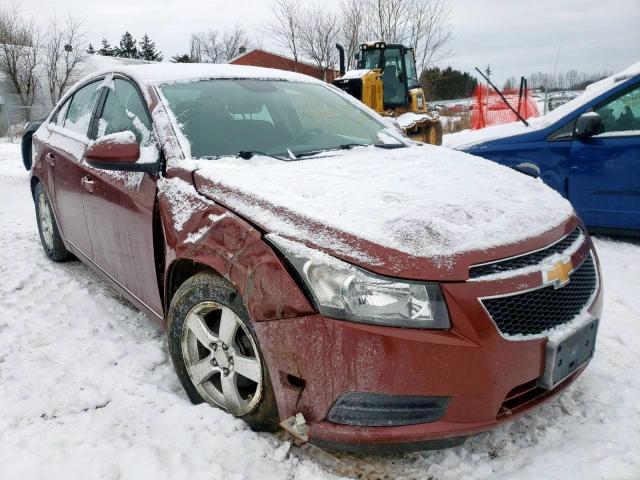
218;308;238;345
188;357;217;385
233;354;261;383
186;311;217;346
221;373;244;412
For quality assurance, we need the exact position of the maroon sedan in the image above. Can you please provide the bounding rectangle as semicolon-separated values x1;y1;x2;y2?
29;64;602;452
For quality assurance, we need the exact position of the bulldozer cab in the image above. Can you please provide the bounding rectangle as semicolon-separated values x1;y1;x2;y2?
357;42;420;109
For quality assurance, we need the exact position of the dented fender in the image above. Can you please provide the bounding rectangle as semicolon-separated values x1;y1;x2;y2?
158;171;314;322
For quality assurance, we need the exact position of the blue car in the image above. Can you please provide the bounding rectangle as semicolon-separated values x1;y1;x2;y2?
445;62;640;235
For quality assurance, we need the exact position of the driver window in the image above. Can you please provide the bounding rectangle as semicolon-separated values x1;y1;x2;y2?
593;84;640;137
97;78;152;145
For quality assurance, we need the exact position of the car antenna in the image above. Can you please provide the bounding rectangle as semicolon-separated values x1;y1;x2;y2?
475;67;530;127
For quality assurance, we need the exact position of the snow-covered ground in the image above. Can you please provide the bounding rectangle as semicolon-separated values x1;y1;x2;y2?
0;142;639;479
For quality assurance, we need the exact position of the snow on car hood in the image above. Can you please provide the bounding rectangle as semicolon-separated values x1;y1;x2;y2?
191;145;573;267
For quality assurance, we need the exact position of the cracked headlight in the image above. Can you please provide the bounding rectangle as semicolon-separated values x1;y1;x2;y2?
269;236;450;329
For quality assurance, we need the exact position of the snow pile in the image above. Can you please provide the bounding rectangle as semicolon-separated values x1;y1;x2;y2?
396;112;437;129
445;59;640;150
194;145;574;259
1;143;639;479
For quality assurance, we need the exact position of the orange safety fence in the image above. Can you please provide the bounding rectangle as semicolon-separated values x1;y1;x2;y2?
471;85;539;129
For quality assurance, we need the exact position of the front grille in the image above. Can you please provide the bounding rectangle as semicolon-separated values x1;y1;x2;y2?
482;254;597;336
469;227;583;279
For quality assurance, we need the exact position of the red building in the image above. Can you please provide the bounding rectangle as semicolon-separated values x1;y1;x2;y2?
229;48;338;82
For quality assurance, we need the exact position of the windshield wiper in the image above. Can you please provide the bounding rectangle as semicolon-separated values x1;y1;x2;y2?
237;151;292;161
374;143;406;149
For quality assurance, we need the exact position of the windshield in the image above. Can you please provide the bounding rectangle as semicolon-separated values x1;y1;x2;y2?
160;79;399;158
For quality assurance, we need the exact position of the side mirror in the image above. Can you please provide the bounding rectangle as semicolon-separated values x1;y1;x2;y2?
512;162;541;178
575;112;603;139
85;131;155;173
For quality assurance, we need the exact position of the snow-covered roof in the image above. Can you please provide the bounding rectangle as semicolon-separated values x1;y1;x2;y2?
192;145;573;261
227;48;324;71
88;63;325;87
445;59;640;150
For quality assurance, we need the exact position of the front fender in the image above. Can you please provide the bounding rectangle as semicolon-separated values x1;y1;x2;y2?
158;176;314;322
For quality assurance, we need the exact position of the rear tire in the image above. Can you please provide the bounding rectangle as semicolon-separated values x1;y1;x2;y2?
34;182;72;262
167;272;279;431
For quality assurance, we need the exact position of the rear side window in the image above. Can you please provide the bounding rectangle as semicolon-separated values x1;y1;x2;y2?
64;80;102;136
97;78;152;144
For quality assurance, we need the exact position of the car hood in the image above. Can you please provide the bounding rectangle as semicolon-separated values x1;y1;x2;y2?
192;145;575;280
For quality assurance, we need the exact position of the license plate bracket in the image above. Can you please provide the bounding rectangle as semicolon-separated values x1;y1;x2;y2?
538;317;599;390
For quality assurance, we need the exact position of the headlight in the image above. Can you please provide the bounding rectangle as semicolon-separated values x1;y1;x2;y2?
269;236;450;329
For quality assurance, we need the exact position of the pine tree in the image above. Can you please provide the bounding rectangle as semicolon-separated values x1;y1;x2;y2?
86;43;96;55
97;38;114;56
171;53;194;63
139;34;163;61
116;32;138;59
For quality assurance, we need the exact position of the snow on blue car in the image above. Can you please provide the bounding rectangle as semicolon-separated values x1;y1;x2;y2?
446;61;640;235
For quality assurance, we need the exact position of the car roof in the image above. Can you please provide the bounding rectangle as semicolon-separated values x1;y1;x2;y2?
90;63;325;87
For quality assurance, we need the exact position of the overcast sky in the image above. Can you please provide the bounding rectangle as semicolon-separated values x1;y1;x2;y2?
14;0;640;84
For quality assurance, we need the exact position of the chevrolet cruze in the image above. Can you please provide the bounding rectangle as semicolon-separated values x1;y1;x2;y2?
28;64;602;452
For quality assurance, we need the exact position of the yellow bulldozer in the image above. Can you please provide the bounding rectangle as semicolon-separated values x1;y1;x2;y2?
333;42;443;145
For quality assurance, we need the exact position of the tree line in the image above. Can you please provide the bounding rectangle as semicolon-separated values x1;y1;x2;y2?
87;32;163;61
503;70;613;92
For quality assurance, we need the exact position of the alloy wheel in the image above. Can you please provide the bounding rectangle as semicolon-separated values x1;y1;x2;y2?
38;192;55;250
181;301;263;416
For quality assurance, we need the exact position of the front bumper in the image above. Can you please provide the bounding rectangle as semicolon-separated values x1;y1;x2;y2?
253;238;603;452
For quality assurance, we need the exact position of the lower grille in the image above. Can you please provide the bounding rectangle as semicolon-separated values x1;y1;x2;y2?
482;254;598;336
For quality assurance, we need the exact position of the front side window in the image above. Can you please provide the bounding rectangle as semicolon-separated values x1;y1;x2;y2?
97;78;152;144
54;97;72;127
360;49;381;69
160;79;397;159
593;84;640;137
404;50;419;90
64;80;102;136
381;47;405;106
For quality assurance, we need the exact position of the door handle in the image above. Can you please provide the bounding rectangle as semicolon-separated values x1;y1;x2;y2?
80;176;95;193
46;152;55;167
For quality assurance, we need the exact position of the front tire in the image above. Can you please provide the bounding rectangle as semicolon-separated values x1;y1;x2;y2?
167;272;279;431
34;182;72;262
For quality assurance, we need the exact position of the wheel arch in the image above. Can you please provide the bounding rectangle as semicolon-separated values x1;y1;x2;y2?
165;258;225;309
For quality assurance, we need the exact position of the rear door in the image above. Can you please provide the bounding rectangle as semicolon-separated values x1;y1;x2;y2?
569;82;640;231
81;77;163;317
46;79;104;258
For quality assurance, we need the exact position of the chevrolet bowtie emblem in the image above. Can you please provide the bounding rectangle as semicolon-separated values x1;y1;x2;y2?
543;258;573;288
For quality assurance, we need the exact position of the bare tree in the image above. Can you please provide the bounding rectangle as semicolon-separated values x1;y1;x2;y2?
190;24;250;63
338;0;453;73
0;5;41;121
408;0;453;72
566;69;579;90
263;0;302;68
298;6;340;80
44;15;85;106
339;0;365;69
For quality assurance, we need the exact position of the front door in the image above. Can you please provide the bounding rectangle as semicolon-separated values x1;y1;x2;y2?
569;82;640;231
47;79;104;258
81;77;163;317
